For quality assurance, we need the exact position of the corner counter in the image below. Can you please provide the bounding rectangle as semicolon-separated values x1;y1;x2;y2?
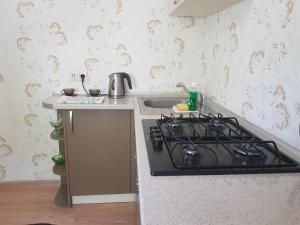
43;94;300;225
42;95;136;110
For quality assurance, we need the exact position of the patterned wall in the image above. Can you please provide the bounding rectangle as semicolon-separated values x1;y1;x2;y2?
0;0;203;180
1;0;299;181
200;0;300;150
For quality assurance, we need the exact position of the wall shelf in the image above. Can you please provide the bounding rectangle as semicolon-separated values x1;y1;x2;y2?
50;130;64;141
169;0;243;17
53;164;66;176
48;111;71;206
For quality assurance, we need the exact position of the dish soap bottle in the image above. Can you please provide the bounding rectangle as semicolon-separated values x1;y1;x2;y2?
188;82;198;111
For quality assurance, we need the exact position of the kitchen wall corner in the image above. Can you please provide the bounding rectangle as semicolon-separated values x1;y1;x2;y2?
200;0;300;150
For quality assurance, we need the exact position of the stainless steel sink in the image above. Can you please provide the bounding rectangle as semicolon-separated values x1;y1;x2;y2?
138;96;187;115
143;99;186;108
138;95;216;115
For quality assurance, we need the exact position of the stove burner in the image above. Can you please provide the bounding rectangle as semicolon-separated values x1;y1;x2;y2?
168;120;180;128
183;147;199;156
233;144;262;158
183;146;201;168
208;120;226;131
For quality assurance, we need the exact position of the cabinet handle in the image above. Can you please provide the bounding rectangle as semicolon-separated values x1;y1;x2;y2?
69;111;74;134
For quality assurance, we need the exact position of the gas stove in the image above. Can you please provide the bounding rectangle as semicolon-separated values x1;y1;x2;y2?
143;113;300;176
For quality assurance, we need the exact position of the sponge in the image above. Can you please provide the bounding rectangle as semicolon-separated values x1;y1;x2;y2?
176;103;189;111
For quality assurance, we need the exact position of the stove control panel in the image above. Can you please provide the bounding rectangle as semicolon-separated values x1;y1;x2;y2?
150;126;163;151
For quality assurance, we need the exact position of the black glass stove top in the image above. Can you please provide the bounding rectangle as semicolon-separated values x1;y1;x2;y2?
143;113;300;176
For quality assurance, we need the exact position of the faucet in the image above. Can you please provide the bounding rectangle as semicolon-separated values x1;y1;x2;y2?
176;82;190;93
176;82;206;112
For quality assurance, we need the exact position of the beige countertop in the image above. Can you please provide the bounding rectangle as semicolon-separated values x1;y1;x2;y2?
43;94;300;225
42;95;136;110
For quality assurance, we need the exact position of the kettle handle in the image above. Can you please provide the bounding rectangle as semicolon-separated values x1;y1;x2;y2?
111;79;115;91
121;73;132;89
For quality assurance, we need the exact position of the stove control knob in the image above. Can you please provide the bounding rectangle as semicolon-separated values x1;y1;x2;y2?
152;137;163;151
150;126;163;151
150;126;159;131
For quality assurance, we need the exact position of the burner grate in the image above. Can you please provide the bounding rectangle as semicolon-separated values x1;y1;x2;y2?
156;113;297;170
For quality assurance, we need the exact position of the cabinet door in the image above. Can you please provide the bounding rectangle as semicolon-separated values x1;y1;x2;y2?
66;110;131;196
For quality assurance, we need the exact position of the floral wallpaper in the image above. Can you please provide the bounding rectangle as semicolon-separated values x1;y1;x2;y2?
0;0;203;180
0;0;299;181
200;0;300;150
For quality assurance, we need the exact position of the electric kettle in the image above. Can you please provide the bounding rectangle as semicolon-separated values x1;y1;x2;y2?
108;72;132;98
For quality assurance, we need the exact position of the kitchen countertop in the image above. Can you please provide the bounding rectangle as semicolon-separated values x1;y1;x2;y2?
42;95;136;110
43;94;300;225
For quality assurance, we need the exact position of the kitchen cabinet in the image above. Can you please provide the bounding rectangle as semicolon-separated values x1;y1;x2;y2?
169;0;243;17
64;109;136;198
